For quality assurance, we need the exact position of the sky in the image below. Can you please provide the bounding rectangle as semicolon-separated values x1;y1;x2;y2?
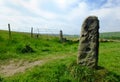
0;0;120;35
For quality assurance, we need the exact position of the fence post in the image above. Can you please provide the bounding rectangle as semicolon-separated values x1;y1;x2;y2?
31;27;33;38
60;30;63;42
8;23;11;39
36;28;39;38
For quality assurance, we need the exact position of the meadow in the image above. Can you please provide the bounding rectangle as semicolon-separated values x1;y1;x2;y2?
0;30;120;82
100;32;120;40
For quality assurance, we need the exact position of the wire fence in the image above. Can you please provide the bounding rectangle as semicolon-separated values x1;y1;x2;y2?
0;24;61;36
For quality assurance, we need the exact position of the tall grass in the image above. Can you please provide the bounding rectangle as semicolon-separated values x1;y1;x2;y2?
2;56;120;82
0;30;120;82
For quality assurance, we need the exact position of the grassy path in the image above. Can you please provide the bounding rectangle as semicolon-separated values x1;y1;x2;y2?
0;55;67;77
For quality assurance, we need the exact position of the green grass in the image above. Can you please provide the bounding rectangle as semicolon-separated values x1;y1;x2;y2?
2;53;120;82
99;42;120;75
0;30;77;61
0;30;120;82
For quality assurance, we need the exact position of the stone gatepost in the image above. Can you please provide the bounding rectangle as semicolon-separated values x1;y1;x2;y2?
77;16;99;68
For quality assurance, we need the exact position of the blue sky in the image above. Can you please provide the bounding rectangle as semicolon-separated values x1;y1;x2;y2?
0;0;120;34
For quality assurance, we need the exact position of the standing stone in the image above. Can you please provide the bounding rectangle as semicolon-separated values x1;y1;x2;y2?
77;16;99;68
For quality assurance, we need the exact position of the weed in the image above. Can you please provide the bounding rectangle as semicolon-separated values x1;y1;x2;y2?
0;76;3;82
16;44;35;53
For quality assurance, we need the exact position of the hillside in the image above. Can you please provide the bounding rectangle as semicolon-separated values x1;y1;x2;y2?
0;30;120;82
100;32;120;40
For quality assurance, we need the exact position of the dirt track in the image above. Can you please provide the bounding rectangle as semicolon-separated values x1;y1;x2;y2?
0;56;65;77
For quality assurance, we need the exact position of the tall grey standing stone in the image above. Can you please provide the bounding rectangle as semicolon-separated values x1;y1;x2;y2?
77;16;99;68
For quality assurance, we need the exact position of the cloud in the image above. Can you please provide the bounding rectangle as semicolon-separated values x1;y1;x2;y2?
0;0;120;34
89;0;120;32
53;0;78;10
103;0;120;8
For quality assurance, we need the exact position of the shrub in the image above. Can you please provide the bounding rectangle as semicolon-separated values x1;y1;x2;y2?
16;44;35;53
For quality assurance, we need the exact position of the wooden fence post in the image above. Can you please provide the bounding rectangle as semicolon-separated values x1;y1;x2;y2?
60;30;63;42
8;24;11;39
36;28;39;38
31;27;33;38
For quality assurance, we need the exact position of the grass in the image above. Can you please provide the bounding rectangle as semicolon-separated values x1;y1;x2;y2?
0;30;120;82
0;30;77;61
2;54;120;82
100;32;120;40
99;42;120;75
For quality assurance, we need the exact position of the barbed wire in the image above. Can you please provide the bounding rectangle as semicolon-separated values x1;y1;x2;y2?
0;24;61;35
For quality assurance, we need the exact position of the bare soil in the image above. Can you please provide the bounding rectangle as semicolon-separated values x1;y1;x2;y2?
0;56;65;77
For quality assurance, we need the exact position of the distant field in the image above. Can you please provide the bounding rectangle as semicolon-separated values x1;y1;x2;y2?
0;30;120;82
100;32;120;40
65;31;120;40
